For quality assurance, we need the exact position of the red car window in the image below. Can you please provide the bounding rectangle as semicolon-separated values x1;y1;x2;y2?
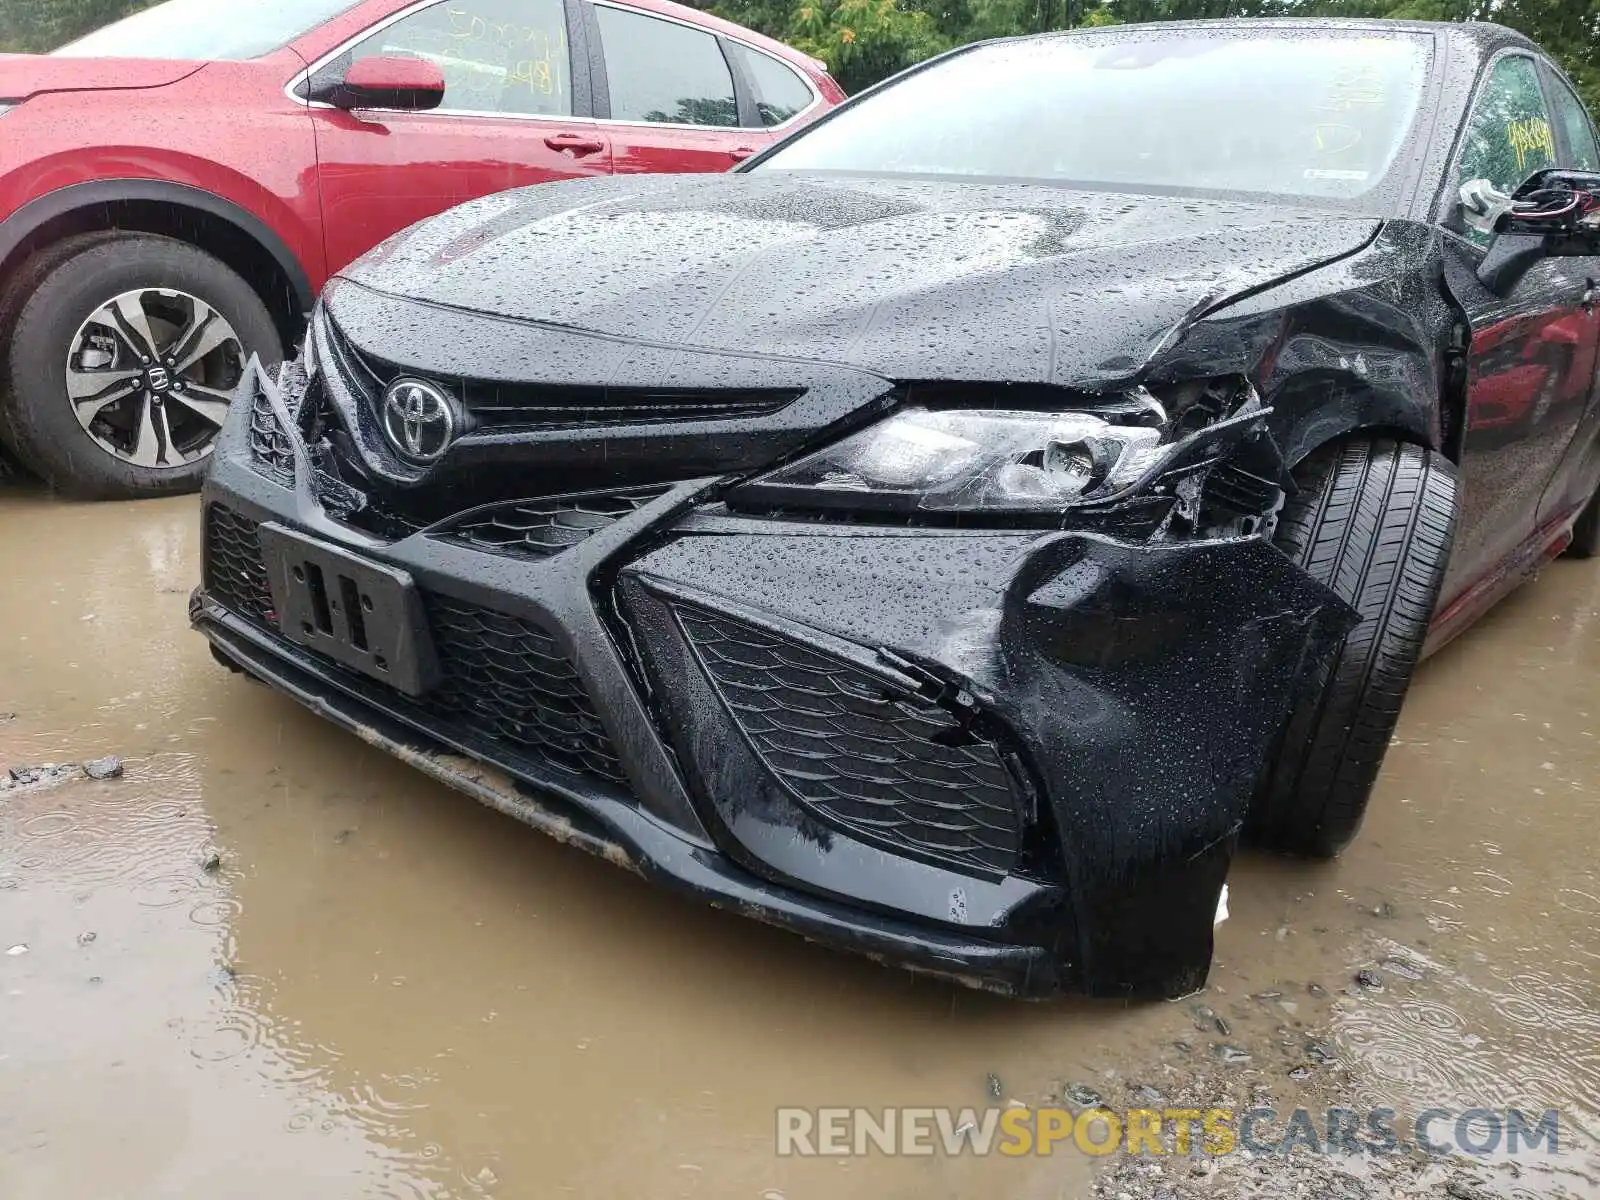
593;4;738;128
331;0;574;117
725;41;816;128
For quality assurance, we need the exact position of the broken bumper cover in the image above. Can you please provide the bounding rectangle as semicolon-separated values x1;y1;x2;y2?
193;367;1356;999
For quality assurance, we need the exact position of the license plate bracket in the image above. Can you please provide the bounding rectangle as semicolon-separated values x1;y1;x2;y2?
259;523;438;696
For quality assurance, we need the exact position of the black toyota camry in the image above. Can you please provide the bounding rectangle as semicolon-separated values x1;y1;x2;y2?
192;19;1600;998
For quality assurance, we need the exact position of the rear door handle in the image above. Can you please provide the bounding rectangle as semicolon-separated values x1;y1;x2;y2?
544;132;607;156
729;145;758;162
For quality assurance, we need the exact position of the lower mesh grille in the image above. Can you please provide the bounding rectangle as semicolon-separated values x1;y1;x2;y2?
202;506;627;788
423;595;627;783
434;487;669;559
205;505;276;626
247;382;296;486
678;607;1023;874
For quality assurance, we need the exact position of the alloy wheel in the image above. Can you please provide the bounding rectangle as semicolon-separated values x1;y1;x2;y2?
65;288;244;469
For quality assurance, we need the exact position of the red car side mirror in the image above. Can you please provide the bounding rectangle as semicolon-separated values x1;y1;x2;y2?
328;55;446;112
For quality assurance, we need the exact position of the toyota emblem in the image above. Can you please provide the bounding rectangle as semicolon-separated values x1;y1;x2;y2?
381;378;457;464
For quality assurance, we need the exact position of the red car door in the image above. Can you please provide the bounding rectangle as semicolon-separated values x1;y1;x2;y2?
300;0;612;275
585;1;771;174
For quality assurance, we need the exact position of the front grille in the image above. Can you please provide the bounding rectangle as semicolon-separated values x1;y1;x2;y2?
424;595;627;784
678;607;1024;875
202;506;627;788
433;487;669;559
463;385;799;429
321;312;385;398
248;381;296;486
323;309;796;430
204;505;276;626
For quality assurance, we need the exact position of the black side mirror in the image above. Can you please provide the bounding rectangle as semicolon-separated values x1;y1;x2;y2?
1465;169;1600;294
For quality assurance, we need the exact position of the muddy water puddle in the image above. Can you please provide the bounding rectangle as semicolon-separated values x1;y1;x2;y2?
1;487;1598;1199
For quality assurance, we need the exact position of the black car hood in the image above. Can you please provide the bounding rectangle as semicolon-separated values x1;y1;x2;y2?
339;173;1382;389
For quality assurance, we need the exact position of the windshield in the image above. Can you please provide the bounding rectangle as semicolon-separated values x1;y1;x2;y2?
52;0;356;60
756;30;1431;203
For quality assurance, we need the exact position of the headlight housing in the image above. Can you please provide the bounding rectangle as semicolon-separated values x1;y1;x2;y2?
735;407;1166;514
732;374;1273;515
0;102;18;118
730;380;1284;534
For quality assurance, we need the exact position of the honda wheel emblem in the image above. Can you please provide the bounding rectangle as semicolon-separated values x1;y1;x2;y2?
381;378;457;464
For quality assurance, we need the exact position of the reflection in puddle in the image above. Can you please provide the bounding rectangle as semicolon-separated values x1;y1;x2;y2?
1317;574;1600;1191
0;748;438;1198
1;488;1598;1198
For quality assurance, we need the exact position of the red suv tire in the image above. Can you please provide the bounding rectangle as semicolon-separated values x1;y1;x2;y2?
0;231;282;498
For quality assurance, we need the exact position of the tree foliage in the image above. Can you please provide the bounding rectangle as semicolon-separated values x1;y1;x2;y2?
713;0;1600;112
2;0;1596;116
0;0;152;52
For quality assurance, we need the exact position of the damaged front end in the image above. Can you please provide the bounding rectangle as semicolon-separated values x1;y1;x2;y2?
622;377;1357;996
195;334;1356;999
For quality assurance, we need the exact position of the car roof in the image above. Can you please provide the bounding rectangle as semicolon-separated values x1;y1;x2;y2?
595;0;832;76
290;0;833;82
1024;17;1539;58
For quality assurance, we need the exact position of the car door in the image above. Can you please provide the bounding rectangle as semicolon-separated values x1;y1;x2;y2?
1534;60;1600;538
301;0;612;275
1438;51;1600;603
584;1;767;174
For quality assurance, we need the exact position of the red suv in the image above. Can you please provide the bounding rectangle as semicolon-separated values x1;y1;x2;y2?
0;0;843;499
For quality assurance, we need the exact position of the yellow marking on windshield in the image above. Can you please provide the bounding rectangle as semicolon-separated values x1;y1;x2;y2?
1315;123;1363;154
1317;63;1387;114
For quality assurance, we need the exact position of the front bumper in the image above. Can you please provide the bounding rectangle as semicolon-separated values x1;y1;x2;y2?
194;365;1356;998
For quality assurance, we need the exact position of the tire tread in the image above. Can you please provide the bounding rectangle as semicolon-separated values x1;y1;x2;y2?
1251;438;1458;857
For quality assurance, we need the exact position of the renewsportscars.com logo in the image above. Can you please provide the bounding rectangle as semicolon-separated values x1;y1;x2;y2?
775;1106;1561;1158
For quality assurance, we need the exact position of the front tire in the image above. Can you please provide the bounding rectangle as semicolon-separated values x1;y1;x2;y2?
1248;438;1458;858
0;232;282;499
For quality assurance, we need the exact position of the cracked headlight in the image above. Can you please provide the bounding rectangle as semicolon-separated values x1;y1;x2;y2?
734;407;1168;515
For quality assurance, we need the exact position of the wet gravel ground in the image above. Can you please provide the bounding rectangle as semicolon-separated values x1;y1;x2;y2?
2;486;1598;1199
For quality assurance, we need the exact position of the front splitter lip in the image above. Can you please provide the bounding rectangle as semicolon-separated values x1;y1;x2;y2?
193;600;1059;999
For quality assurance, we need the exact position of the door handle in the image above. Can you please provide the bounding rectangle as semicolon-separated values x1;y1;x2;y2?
544;132;606;156
729;145;758;162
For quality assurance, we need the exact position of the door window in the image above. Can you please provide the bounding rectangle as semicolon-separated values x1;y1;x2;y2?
325;0;573;117
1457;55;1557;198
594;5;737;127
726;43;813;127
1544;68;1600;171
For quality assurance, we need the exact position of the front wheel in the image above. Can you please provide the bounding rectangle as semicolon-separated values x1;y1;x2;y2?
0;232;282;499
1248;438;1459;858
